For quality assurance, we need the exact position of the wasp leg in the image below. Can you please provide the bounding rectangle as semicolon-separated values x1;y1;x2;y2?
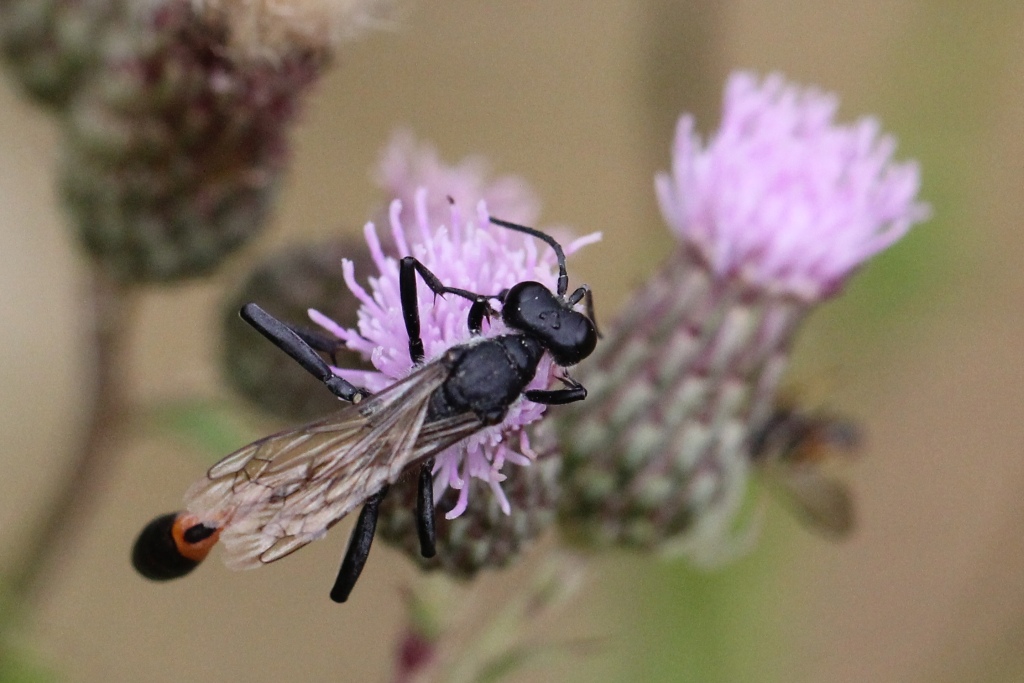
240;303;367;403
330;485;390;603
399;256;493;365
466;298;496;336
399;257;427;365
416;459;437;558
525;376;588;405
287;324;347;366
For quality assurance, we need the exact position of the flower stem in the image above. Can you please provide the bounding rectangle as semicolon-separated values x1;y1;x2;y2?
3;266;135;613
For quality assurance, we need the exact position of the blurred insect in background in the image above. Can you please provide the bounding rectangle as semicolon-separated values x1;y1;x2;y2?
132;217;598;602
748;401;862;539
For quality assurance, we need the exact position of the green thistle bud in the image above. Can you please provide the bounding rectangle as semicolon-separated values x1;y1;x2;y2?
377;457;561;580
557;248;804;558
222;237;374;422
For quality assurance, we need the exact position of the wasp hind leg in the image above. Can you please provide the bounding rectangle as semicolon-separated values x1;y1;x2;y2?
239;303;367;403
416;459;437;558
330;485;390;603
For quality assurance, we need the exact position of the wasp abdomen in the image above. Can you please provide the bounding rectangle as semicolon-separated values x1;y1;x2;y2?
132;512;220;581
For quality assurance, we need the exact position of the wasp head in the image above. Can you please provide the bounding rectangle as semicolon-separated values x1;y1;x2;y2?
501;281;597;366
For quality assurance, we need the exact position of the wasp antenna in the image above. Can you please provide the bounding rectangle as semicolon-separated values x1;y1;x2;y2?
132;513;220;581
489;217;569;297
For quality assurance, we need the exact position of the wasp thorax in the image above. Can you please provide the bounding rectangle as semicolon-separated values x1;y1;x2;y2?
502;282;597;366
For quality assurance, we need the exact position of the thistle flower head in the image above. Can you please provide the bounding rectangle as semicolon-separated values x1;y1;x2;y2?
310;190;598;519
192;0;398;61
58;1;326;282
656;71;930;301
556;71;928;562
375;129;541;232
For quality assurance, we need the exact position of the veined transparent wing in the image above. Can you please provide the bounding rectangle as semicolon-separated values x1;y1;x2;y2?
764;463;855;539
184;361;484;569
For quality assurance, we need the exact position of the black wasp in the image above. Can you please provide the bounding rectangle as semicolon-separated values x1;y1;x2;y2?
132;217;598;602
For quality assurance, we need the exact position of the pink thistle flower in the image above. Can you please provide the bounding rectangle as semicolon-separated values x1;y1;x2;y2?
556;71;928;562
656;70;930;301
309;191;599;519
374;129;541;230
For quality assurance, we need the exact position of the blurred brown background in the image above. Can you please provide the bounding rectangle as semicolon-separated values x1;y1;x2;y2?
1;1;1022;681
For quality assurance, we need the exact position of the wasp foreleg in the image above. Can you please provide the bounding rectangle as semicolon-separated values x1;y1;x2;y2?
466;297;500;336
525;375;588;405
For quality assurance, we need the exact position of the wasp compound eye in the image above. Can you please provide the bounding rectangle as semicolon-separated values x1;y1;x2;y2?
132;512;220;581
545;312;597;366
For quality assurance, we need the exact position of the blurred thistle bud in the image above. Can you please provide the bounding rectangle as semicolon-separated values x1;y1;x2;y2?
0;0;115;108
191;0;400;62
222;236;375;422
377;456;561;580
555;71;929;562
58;0;326;282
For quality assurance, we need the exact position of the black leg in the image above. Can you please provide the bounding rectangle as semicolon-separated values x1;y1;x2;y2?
399;256;500;364
400;256;489;304
466;298;495;336
329;486;389;603
399;257;426;365
416;459;437;558
525;376;588;405
288;325;346;365
240;304;366;403
525;387;588;405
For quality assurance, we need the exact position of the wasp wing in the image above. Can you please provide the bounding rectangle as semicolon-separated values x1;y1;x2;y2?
184;360;483;569
765;464;855;539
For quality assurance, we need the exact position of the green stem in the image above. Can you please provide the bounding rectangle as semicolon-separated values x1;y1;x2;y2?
3;266;134;613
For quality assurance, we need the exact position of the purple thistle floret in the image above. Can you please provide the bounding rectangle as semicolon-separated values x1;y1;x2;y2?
656;71;930;301
310;191;599;519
